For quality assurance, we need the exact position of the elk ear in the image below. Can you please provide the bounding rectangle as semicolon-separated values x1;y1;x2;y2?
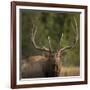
44;53;49;57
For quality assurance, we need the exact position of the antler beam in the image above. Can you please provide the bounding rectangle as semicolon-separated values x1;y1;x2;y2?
31;24;50;52
60;17;79;53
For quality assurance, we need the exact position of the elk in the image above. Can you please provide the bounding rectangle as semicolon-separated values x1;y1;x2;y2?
21;17;78;78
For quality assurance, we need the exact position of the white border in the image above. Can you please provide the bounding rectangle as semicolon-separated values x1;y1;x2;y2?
16;6;85;85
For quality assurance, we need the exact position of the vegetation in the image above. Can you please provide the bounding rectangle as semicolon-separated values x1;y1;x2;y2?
60;66;80;76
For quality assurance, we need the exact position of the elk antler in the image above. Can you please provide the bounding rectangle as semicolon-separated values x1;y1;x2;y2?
48;36;53;52
60;17;79;53
31;24;50;52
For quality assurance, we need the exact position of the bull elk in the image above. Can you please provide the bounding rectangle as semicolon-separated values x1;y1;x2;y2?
21;17;78;78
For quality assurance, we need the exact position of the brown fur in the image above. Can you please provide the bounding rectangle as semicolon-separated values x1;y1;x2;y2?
21;51;61;78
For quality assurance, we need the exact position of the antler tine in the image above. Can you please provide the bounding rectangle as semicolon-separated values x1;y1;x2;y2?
60;17;79;53
48;36;53;52
31;24;50;52
71;17;79;47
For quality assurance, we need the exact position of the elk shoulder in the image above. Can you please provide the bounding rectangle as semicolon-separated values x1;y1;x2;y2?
27;55;48;62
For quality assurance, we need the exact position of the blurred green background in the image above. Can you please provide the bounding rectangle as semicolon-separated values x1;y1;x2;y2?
20;9;80;68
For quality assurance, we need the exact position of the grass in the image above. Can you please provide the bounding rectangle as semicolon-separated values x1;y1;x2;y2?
60;66;80;76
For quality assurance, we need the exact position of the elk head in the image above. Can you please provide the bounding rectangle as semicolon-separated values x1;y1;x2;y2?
30;17;79;77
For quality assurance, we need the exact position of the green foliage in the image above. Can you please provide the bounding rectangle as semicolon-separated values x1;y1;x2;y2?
20;9;80;66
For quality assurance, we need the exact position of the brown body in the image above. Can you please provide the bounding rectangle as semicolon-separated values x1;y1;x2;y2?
21;53;61;78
